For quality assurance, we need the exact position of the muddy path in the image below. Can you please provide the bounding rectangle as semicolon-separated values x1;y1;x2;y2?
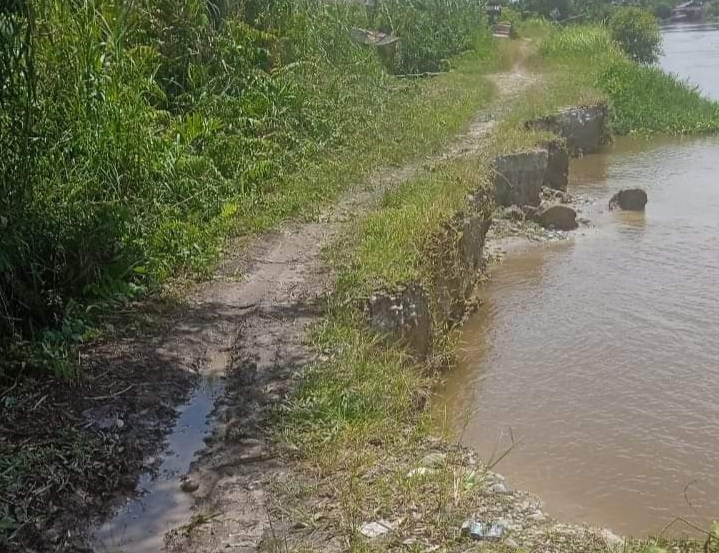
16;53;538;553
153;62;538;553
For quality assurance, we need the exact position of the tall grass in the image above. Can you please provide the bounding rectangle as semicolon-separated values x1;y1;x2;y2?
600;59;719;135
539;25;622;59
0;0;490;378
377;0;486;73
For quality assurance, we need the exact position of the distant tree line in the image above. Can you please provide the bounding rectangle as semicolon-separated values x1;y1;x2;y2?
500;0;692;21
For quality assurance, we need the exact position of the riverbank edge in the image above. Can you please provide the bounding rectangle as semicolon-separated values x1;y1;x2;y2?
258;49;712;553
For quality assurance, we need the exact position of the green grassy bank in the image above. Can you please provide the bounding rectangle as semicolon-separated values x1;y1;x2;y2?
524;21;719;136
0;3;517;549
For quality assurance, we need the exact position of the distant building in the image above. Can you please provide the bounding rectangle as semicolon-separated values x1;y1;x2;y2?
671;0;704;20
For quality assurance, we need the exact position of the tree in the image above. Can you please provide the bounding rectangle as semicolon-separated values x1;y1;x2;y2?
520;0;572;20
609;7;662;64
652;2;673;20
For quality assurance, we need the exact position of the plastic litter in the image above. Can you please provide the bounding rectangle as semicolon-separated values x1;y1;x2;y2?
360;520;393;538
461;519;505;541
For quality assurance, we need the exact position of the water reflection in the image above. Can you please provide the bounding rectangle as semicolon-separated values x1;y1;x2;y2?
93;379;223;552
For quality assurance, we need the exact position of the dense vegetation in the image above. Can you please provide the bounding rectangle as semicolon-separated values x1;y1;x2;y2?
0;0;490;379
609;6;663;63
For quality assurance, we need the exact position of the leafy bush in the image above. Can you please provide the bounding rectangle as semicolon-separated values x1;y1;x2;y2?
609;7;662;64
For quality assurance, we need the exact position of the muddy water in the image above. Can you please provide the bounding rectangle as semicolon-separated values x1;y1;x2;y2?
438;24;719;536
93;379;223;552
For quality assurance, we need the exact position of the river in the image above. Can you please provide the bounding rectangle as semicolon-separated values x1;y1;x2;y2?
438;22;719;536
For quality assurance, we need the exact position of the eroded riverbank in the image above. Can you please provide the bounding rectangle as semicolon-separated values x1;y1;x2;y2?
437;22;719;537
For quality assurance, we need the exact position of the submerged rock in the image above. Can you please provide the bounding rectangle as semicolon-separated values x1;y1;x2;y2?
609;188;648;211
535;203;578;230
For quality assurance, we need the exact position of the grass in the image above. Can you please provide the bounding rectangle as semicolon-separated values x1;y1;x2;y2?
329;156;491;296
237;41;510;237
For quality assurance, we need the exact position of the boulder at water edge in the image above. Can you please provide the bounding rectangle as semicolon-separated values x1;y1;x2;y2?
609;188;648;211
536;202;578;230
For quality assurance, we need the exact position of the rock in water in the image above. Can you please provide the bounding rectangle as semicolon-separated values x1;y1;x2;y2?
609;188;648;211
535;203;578;230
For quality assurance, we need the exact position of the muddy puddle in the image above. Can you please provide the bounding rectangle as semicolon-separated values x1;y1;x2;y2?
437;24;719;537
92;378;223;552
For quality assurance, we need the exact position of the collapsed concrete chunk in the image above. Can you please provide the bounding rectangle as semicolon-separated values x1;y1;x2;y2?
535;202;578;230
526;103;611;156
494;150;548;208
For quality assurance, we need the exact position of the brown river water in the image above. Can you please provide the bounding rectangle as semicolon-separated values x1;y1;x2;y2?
438;23;719;536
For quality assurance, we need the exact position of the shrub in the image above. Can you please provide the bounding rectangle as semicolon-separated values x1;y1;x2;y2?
609;7;662;64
